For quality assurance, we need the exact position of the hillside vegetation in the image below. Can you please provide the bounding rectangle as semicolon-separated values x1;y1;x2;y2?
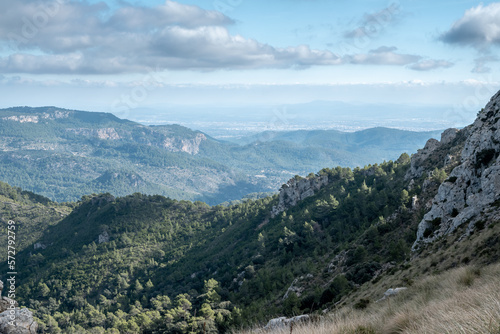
0;106;440;204
3;155;425;333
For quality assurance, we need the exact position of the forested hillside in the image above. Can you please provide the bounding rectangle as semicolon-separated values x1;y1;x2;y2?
0;107;440;204
0;149;449;333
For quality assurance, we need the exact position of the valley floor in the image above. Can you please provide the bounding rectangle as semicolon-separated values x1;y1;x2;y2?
237;263;500;334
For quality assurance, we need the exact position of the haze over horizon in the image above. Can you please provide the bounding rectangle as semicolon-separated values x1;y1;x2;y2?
1;0;500;131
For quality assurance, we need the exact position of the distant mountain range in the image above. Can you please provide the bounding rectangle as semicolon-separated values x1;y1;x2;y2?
0;106;441;204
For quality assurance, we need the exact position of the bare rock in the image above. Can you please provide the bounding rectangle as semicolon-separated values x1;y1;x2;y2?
65;128;120;140
405;138;440;180
413;90;500;250
33;242;46;250
98;231;109;244
376;287;408;302
271;174;329;217
264;315;310;330
440;128;459;145
0;308;37;334
0;297;17;313
282;274;313;300
162;133;206;155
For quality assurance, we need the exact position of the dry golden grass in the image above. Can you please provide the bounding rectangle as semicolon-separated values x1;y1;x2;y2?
235;264;500;334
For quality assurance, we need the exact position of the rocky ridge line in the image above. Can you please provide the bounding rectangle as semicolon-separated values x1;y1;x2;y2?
271;174;329;217
413;90;500;249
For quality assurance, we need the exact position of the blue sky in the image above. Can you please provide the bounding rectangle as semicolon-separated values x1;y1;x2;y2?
0;0;499;126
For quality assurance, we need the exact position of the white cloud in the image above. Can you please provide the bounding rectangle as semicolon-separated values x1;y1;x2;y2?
0;1;431;74
0;0;344;74
346;47;421;65
409;59;454;71
441;3;500;49
344;4;400;39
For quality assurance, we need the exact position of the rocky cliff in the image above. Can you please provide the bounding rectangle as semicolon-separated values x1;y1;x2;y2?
271;174;329;217
0;282;37;334
162;133;206;155
413;90;500;249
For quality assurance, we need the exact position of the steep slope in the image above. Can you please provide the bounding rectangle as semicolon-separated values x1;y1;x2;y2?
413;90;500;249
0;181;72;258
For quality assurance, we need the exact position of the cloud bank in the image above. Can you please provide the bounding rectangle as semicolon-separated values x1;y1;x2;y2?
0;0;449;74
0;0;344;73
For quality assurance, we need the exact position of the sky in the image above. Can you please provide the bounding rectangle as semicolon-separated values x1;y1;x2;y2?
0;0;500;127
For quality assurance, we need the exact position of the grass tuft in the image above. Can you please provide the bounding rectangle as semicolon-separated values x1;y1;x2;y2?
235;264;500;334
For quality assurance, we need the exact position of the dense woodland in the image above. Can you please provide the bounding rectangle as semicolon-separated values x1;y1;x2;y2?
0;152;434;333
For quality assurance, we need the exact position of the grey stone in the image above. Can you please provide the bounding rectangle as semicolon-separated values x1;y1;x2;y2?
413;90;500;250
98;231;109;244
0;308;38;334
271;174;329;217
33;242;46;250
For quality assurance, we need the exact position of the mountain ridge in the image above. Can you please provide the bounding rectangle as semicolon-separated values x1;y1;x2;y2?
0;106;442;204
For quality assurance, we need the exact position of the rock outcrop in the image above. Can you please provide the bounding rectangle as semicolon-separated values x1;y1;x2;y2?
413;90;500;249
98;231;110;244
376;287;408;302
0;297;16;313
162;133;206;155
1;116;40;123
65;128;121;140
264;315;310;330
405;127;466;181
282;274;314;300
0;308;38;334
33;242;46;250
271;174;329;217
0;281;37;334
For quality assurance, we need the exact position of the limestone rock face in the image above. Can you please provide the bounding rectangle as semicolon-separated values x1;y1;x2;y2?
65;127;121;140
0;308;38;334
405;138;440;180
413;90;500;249
405;127;467;182
98;231;110;244
271;174;329;217
0;289;37;334
1;116;39;123
0;297;17;313
440;128;459;145
162;133;206;155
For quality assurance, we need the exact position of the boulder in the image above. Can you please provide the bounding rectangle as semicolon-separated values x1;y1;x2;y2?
0;297;17;313
0;308;38;334
376;287;408;302
98;231;109;244
264;315;310;330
